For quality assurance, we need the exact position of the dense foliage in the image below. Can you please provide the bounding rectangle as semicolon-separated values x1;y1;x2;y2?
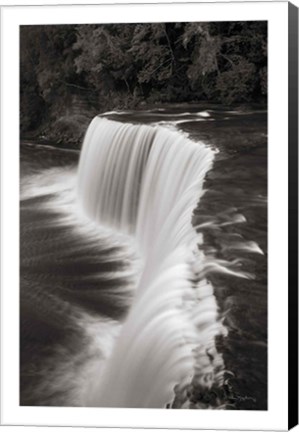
20;22;267;141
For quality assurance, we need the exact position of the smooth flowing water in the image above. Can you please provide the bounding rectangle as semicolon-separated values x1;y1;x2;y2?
20;106;267;409
78;117;228;408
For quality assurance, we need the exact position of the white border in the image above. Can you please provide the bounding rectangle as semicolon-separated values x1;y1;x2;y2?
1;2;289;430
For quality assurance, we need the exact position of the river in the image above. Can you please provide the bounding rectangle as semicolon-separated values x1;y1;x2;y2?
20;105;267;410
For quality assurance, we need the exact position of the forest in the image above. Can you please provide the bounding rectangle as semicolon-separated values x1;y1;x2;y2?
20;22;267;145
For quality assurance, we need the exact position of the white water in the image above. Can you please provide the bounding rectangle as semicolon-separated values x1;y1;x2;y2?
77;117;227;408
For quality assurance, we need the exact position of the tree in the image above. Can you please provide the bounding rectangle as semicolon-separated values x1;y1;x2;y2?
181;21;267;103
20;26;45;131
20;21;267;139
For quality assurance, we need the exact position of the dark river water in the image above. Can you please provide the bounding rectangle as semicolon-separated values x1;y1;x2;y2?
20;105;267;409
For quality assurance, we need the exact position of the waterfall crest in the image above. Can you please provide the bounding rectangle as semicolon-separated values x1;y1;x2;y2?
77;117;226;408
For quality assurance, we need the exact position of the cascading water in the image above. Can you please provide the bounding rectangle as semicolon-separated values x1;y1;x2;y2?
77;117;227;408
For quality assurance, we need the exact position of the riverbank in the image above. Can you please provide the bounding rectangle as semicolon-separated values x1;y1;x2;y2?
20;102;266;149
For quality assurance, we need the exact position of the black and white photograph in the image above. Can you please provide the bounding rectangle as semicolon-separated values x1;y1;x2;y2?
0;0;297;429
19;19;268;410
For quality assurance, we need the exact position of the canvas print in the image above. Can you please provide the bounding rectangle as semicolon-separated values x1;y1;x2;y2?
20;22;267;410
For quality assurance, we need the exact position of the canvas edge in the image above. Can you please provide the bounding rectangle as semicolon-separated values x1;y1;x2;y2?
288;2;299;430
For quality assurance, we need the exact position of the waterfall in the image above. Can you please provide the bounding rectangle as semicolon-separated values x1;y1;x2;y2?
77;117;226;408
